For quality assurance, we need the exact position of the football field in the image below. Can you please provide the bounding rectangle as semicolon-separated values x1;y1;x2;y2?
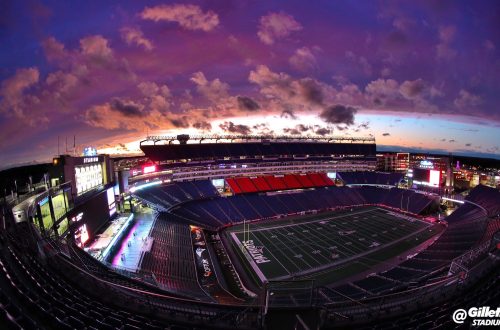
228;206;437;283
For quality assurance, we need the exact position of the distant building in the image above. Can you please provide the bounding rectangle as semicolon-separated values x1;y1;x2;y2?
377;153;409;172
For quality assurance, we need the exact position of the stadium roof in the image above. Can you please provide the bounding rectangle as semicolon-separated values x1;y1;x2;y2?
141;134;375;145
140;134;376;162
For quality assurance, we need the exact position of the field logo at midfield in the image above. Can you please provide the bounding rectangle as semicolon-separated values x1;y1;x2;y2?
242;240;271;264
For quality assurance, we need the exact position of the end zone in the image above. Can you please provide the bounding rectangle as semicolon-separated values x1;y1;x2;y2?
230;232;269;283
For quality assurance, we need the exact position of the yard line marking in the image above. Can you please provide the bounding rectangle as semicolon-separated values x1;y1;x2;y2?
234;208;375;234
255;230;302;275
288;225;332;265
272;227;315;271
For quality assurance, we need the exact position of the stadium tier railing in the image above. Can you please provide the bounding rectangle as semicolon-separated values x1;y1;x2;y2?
324;248;499;326
44;240;262;328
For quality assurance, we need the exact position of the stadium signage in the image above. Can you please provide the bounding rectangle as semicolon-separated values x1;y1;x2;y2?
83;147;97;156
70;212;84;223
190;226;215;283
196;247;205;257
202;259;212;277
194;229;202;240
83;157;99;163
143;165;157;174
419;160;434;169
242;240;270;264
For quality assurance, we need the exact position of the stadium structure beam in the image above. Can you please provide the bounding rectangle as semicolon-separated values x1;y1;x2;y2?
140;134;376;146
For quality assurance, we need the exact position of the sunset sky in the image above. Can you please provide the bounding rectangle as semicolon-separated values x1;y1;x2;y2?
1;0;499;168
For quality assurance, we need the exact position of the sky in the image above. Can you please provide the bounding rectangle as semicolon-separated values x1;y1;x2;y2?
0;0;499;168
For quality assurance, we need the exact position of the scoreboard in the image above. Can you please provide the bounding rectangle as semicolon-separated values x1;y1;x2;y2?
412;168;441;187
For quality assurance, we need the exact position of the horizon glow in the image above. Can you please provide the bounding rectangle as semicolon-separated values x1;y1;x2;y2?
0;1;499;168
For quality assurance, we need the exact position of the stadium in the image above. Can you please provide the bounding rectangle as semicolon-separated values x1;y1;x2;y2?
0;134;499;329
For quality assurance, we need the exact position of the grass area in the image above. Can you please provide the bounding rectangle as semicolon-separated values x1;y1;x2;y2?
225;206;442;287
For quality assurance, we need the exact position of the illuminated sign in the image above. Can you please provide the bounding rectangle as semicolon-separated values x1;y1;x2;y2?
143;165;157;174
327;172;337;179
202;259;212;277
211;179;225;188
429;170;441;186
75;224;89;247
71;212;84;222
80;225;89;245
83;147;97;157
75;164;103;195
107;188;116;217
83;157;99;163
109;206;116;217
106;188;115;205
39;197;49;206
420;160;434;169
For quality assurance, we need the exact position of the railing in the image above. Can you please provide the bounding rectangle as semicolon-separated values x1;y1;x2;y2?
6;185;47;207
50;250;261;328
13;182;72;221
448;224;497;276
323;275;459;322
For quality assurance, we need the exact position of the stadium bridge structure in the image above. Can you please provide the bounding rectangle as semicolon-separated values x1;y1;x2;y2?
0;135;499;329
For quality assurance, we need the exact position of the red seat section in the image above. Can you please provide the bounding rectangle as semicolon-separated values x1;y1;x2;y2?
284;174;302;189
226;178;242;194
235;177;258;193
320;173;335;186
297;174;314;188
252;177;271;191
228;173;334;194
264;175;287;190
308;173;327;186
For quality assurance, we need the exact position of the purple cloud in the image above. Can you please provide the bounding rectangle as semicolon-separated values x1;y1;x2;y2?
257;12;302;45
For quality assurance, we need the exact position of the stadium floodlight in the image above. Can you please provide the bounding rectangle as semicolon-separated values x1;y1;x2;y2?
129;181;162;193
442;197;465;204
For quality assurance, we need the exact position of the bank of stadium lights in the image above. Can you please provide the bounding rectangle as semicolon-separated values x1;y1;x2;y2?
129;181;162;193
442;197;465;204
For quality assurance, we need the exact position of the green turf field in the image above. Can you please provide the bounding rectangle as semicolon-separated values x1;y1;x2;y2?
227;206;438;284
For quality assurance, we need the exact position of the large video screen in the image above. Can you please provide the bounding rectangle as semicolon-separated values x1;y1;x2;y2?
413;168;441;187
74;223;89;247
75;164;103;196
107;187;116;217
413;168;430;182
429;170;441;186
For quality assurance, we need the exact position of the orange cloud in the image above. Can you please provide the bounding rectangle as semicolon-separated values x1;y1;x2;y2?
120;27;154;51
140;4;219;32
